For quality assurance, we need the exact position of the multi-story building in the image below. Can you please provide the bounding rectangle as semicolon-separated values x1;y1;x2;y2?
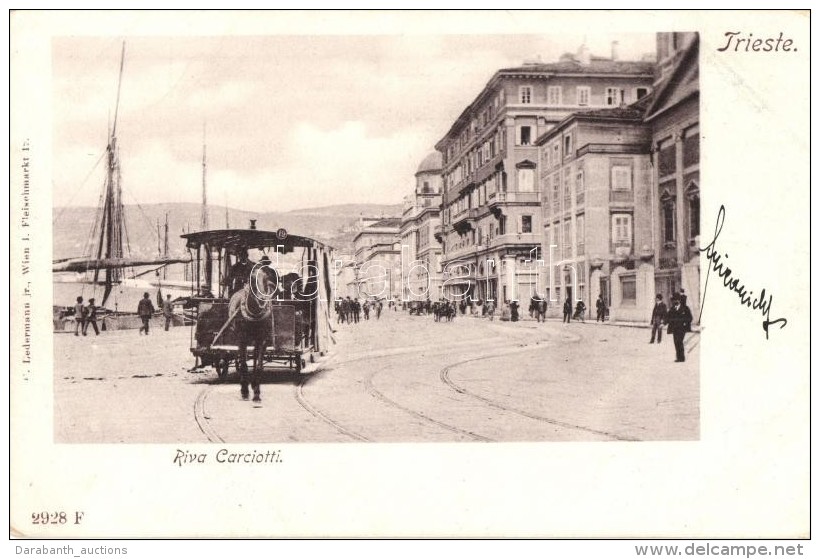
351;217;402;300
535;32;700;323
434;42;654;304
399;152;444;301
644;32;700;321
536;108;653;321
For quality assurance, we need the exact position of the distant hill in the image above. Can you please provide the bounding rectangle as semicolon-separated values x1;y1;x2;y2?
287;203;402;216
52;202;402;261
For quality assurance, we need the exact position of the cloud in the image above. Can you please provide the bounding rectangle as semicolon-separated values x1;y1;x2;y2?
52;33;656;212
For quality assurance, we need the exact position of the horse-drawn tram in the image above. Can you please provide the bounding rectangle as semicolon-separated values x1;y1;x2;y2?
181;225;335;399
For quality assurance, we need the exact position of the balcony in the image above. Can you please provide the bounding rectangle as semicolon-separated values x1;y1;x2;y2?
490;232;541;249
488;191;540;207
434;223;447;243
452;208;479;233
610;190;634;204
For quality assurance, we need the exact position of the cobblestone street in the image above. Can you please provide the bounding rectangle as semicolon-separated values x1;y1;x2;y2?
54;310;698;443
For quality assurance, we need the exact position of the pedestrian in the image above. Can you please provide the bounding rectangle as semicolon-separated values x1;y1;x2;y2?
83;297;99;336
353;298;361;323
574;300;586;322
73;296;86;336
534;296;546;323
666;294;693;362
649;293;667;344
562;297;572;323
596;295;607;322
486;300;495;321
376;300;383;319
510;300;520;322
162;293;174;331
137;292;155;335
363;300;370;320
679;288;688;307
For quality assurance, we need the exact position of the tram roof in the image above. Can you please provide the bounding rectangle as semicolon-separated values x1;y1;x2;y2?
181;228;328;253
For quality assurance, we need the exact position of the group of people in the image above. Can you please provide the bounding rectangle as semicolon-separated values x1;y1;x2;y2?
71;291;176;337
335;297;383;324
562;297;587;323
649;290;693;363
72;296;99;336
137;292;177;335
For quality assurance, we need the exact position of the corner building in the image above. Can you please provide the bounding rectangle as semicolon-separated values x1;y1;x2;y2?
537;108;653;321
434;44;654;303
400;152;444;301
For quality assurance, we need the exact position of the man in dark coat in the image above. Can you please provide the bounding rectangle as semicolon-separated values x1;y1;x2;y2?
595;295;607;322
562;297;572;323
666;294;693;362
83;297;100;336
649;294;667;344
228;249;255;295
137;292;155;335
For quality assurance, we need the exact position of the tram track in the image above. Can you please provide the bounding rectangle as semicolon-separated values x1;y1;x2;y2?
439;351;640;442
193;320;642;443
194;385;226;443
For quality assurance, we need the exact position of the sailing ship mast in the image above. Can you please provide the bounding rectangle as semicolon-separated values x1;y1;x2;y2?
200;123;208;231
94;41;127;308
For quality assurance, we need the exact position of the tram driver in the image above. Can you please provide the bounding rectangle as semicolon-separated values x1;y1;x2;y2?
228;249;256;295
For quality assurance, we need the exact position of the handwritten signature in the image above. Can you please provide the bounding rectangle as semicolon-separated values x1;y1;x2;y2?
700;205;787;339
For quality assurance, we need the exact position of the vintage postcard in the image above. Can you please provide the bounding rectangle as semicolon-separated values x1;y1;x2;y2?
9;9;809;544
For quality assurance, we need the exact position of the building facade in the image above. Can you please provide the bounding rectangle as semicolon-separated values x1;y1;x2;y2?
537;108;653;321
434;43;654;304
645;32;700;322
400;152;444;301
534;32;700;323
351;217;402;300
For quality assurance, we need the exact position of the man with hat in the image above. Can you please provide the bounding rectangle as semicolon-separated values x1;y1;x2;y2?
137;292;156;335
666;293;693;362
649;293;667;344
228;249;256;295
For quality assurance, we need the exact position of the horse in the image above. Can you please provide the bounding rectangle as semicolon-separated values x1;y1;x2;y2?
227;263;279;403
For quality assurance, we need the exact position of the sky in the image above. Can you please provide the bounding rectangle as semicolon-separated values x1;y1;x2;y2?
52;31;656;213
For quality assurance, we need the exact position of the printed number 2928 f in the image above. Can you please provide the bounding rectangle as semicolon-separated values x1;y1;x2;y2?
32;512;67;524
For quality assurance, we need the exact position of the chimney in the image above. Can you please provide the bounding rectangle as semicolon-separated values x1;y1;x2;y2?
611;40;620;61
249;219;257;230
578;43;590;65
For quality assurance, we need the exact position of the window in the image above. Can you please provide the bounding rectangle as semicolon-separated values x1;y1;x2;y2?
689;193;700;238
576;214;585;255
563;219;572;259
563;167;572;204
684;125;700;167
635;87;649;99
552;142;560;166
577;86;590;106
547;86;562;105
658;139;676;176
518;168;535;192
521;215;532;234
551;174;560;210
621;275;637;303
605;87;623;106
519;126;532;146
612;214;632;245
611;165;632;190
575;166;585;203
520;86;532;104
663;200;676;243
563;134;573;158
